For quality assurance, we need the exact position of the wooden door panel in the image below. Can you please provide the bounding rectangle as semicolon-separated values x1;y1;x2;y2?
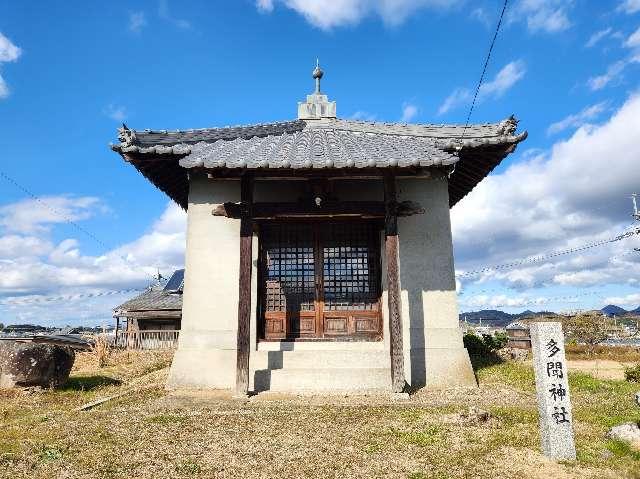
321;222;382;338
324;316;349;335
260;220;382;340
289;311;317;336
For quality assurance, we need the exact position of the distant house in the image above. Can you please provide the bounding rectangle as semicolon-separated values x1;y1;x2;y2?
505;321;531;349
1;324;50;336
113;269;184;333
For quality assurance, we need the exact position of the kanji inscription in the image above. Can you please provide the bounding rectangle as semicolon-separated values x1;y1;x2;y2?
530;321;576;460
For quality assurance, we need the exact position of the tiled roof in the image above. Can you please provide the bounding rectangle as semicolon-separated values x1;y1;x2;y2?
111;116;526;208
506;321;530;330
113;288;182;313
178;130;460;170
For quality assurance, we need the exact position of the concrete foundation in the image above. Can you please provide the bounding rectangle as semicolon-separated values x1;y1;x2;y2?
168;176;476;392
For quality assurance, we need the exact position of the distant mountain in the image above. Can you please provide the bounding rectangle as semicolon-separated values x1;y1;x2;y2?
458;309;554;327
601;305;629;316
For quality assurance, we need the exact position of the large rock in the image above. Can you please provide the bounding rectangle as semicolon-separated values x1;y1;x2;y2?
606;422;640;449
0;341;75;388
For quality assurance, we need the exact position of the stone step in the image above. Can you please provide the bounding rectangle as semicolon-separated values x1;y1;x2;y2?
250;367;391;392
256;341;386;352
249;349;390;370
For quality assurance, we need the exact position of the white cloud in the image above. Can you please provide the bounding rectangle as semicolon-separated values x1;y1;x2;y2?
470;7;491;28
546;102;608;135
0;74;8;99
508;0;572;34
0;200;187;325
618;0;640;14
350;110;377;121
452;92;640;293
0;235;53;258
438;60;526;115
586;27;640;91
104;104;127;122
400;102;418;122
585;28;612;48
158;0;191;29
587;60;628;91
437;88;472;116
460;293;568;309
478;60;527;98
0;32;21;99
625;25;640;49
256;0;275;12
128;11;147;33
603;293;640;307
0;196;103;234
0;32;21;62
256;0;462;29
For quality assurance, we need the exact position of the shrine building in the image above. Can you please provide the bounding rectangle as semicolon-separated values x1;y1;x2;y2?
111;65;526;394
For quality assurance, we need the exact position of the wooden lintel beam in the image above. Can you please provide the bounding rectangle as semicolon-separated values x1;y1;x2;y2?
212;201;425;220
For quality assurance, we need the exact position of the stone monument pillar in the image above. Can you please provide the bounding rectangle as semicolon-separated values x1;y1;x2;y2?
530;321;576;461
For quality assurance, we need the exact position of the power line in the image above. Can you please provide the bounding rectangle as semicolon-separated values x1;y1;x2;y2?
456;226;640;278
0;169;164;285
0;288;146;306
460;0;510;140
0;170;115;252
459;291;605;311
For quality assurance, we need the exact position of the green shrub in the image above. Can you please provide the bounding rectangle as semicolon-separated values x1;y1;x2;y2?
464;332;508;356
463;333;487;355
624;363;640;382
493;331;509;349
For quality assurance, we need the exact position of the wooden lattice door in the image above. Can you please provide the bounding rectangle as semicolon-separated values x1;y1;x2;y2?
259;221;382;340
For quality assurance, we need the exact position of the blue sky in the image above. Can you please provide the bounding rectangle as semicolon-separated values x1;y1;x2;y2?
1;0;640;326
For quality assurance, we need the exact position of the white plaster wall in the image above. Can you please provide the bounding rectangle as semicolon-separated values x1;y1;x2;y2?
396;177;476;388
168;175;474;391
168;177;255;388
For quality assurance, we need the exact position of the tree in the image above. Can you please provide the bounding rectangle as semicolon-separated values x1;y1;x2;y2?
0;322;4;330
562;312;612;355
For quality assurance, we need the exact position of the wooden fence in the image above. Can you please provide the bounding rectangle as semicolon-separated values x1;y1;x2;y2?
113;330;179;350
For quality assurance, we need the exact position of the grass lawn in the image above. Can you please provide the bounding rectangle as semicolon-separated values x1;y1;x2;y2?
1;350;639;478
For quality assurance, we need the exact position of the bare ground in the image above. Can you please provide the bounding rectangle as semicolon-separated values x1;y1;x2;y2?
1;350;639;479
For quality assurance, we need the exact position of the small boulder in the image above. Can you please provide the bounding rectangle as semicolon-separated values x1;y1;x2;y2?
461;406;491;425
497;347;529;362
0;341;75;388
606;422;640;449
510;348;529;361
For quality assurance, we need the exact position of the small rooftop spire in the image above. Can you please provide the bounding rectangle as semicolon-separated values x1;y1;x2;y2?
298;60;336;120
312;59;323;93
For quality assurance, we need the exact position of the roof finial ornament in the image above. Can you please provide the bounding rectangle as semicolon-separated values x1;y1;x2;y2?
298;60;335;119
312;59;323;94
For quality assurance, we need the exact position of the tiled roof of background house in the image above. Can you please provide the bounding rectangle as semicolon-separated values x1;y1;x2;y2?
114;269;184;314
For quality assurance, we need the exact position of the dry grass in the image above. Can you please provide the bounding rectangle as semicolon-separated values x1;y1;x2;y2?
1;351;639;478
565;344;640;362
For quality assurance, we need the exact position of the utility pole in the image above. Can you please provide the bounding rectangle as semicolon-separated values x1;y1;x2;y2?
633;195;640;252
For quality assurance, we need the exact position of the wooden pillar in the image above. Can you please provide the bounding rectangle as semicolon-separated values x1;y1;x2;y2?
235;174;254;395
114;317;120;348
384;173;406;393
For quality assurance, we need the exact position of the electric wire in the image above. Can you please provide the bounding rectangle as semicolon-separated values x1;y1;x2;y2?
456;226;640;278
460;0;510;140
0;169;164;286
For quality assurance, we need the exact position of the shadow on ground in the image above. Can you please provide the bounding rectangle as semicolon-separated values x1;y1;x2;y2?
62;375;122;391
469;353;504;370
